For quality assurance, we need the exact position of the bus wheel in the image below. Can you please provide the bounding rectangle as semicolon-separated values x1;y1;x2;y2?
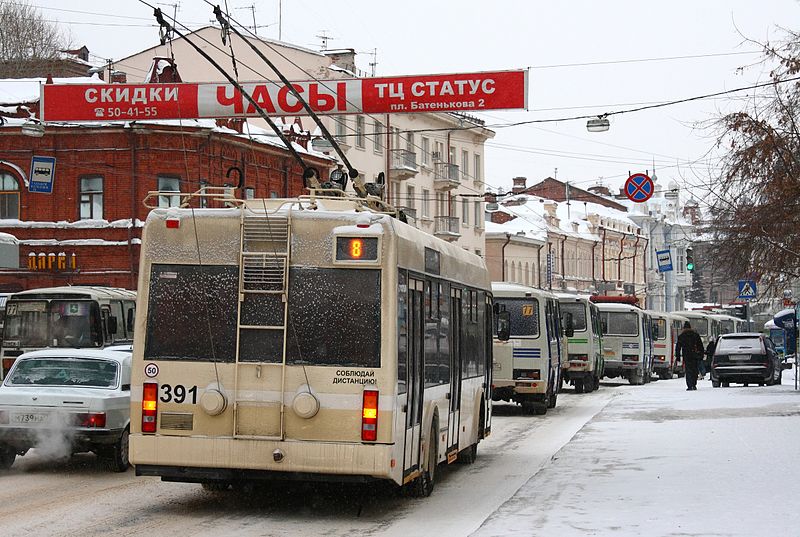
574;378;585;394
547;390;557;409
457;443;477;464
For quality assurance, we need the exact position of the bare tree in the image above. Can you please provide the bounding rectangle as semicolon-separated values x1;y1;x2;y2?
0;1;71;78
706;29;800;293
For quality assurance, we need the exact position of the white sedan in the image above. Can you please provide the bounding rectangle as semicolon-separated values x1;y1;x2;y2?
0;348;131;472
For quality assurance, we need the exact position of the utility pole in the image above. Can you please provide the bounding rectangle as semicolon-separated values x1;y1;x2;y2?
278;0;282;40
316;31;331;51
237;4;257;34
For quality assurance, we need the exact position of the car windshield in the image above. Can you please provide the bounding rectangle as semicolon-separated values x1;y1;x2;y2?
6;358;118;388
717;337;763;353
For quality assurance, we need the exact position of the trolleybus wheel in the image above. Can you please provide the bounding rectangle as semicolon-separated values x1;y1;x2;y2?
411;421;438;498
457;443;477;464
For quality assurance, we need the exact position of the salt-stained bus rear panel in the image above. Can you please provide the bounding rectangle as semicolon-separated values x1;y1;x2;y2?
129;197;492;491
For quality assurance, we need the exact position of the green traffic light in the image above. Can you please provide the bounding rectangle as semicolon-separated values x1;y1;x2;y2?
687;262;695;271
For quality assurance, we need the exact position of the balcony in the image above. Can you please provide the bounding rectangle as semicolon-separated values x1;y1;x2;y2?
389;149;418;180
433;216;461;241
433;162;460;190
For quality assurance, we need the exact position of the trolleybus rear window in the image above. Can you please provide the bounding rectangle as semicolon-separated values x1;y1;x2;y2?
494;298;540;337
654;318;667;339
285;267;381;367
144;264;239;362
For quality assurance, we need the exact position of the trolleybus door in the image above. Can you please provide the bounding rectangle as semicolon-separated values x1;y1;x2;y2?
403;277;425;477
447;288;462;456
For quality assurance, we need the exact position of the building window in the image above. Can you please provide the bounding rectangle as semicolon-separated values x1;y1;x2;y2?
422;189;430;217
676;247;685;274
421;137;430;165
474;154;481;182
462;198;469;225
406;185;415;211
245;187;255;200
373;119;383;153
335;116;347;143
434;141;444;162
436;192;446;217
474;201;482;228
406;132;415;152
79;176;103;219
158;175;181;208
356;116;365;148
449;145;456;164
0;171;20;219
461;150;469;181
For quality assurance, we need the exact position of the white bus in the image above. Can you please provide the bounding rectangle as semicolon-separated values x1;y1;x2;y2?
675;310;719;349
647;310;681;380
558;294;604;393
130;190;493;497
1;286;136;377
597;301;654;385
711;313;746;336
491;283;570;414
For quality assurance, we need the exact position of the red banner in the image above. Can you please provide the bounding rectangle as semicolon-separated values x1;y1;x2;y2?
41;70;527;122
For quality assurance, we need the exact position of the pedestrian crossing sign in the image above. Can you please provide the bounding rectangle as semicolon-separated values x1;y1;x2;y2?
738;280;757;299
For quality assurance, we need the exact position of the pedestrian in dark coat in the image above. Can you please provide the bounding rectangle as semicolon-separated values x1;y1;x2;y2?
675;321;704;390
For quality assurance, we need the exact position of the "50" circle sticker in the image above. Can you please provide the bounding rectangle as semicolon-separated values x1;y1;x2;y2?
144;363;160;378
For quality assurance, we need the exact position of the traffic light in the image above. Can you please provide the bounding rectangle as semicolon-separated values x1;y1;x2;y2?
686;247;694;272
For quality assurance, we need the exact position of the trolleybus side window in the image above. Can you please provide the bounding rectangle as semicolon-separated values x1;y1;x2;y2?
286;267;381;367
476;291;486;376
654;318;667;340
693;319;709;337
144;264;239;362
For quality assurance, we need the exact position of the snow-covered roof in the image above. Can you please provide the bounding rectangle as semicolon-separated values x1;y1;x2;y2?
0;75;103;105
0;232;18;245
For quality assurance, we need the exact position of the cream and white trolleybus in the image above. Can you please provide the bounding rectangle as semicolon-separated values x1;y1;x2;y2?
491;283;570;414
130;190;493;497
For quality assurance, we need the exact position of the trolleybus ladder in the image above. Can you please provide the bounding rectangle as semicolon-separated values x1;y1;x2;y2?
233;208;291;440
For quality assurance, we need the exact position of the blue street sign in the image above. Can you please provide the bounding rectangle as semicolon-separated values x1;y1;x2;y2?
29;156;56;193
738;279;757;299
656;249;673;272
624;173;654;203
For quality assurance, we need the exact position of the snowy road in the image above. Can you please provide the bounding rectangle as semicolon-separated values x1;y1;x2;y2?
0;389;615;537
3;375;797;537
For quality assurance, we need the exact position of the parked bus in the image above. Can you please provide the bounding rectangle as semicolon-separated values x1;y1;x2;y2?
558;294;604;393
491;283;571;414
130;189;493;497
595;299;654;385
711;313;746;336
647;310;682;380
1;286;136;377
0;294;9;349
675;310;719;349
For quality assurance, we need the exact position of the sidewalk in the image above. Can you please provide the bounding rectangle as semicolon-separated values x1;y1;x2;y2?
472;372;800;537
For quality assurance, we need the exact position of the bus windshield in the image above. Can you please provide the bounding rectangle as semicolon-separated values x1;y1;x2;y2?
692;318;709;336
495;298;540;337
654;318;667;340
600;311;639;336
3;300;103;348
560;302;587;331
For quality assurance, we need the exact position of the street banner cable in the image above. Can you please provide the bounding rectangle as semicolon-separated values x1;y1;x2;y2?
41;69;528;122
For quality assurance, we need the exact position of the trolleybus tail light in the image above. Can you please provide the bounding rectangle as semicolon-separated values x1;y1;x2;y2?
361;389;379;442
165;218;180;229
76;412;106;428
142;382;158;433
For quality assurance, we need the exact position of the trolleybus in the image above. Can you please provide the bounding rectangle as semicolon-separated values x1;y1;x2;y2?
130;189;493;497
1;286;136;377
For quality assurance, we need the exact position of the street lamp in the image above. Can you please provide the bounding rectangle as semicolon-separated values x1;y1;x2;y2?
586;116;610;133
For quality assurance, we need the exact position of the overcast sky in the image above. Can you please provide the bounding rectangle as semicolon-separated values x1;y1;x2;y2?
29;0;800;196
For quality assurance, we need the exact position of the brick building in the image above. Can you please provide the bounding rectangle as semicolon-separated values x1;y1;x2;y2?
0;113;331;292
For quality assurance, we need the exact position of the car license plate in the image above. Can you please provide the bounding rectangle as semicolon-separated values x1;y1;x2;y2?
729;354;750;361
11;412;49;424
